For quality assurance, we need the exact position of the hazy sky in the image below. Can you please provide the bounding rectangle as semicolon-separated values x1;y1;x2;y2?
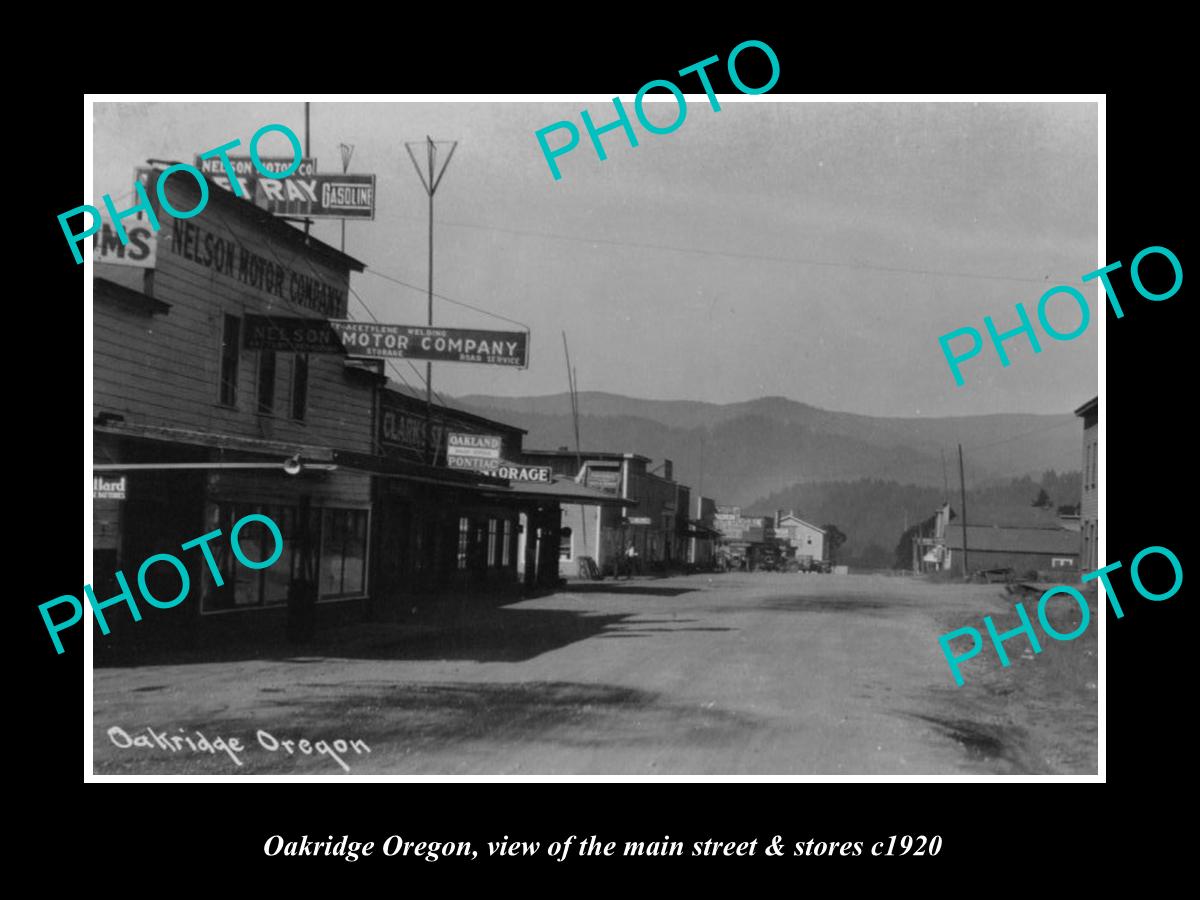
93;99;1098;417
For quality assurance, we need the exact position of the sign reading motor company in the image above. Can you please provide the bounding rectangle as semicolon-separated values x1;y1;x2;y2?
168;218;348;317
330;321;528;367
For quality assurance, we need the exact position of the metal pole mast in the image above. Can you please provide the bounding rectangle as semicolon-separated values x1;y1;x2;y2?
303;102;311;238
404;136;457;462
958;443;970;578
338;142;355;252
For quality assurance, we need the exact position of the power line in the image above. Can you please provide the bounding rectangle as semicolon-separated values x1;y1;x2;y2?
361;268;530;329
412;216;1078;286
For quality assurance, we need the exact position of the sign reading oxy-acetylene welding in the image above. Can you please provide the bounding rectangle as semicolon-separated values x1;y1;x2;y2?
330;321;528;367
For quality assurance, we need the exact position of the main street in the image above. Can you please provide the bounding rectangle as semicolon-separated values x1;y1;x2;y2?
92;573;1097;775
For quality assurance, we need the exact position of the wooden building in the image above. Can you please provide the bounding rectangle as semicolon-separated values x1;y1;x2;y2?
90;171;611;655
1075;396;1098;572
944;524;1080;577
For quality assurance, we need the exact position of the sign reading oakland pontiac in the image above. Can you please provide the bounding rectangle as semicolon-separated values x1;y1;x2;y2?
330;321;528;368
447;432;502;470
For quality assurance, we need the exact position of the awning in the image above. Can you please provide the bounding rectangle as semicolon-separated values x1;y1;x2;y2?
95;420;337;462
476;476;635;508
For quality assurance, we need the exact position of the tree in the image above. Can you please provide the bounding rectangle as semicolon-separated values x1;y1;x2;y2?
822;524;847;563
1031;488;1051;508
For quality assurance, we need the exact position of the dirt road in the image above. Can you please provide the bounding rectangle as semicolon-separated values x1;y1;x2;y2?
92;573;1098;775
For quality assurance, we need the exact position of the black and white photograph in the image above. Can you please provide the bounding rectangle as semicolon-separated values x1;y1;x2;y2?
82;94;1102;778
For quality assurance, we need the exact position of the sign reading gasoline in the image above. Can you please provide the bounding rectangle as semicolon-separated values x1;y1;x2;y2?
243;315;345;353
195;155;318;200
446;432;502;470
330;321;528;367
254;173;377;220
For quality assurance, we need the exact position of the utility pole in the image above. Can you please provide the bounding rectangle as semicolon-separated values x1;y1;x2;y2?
404;136;458;462
338;142;355;252
958;443;970;579
303;102;311;238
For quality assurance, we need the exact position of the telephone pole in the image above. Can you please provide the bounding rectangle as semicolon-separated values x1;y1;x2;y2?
338;142;355;252
958;443;970;578
404;136;458;462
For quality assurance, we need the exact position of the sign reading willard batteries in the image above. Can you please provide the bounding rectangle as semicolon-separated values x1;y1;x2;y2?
329;321;529;367
446;432;502;470
255;174;377;220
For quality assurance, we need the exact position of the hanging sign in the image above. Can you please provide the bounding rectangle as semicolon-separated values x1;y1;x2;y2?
329;321;529;367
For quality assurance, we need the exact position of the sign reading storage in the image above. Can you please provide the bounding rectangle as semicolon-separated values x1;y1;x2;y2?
330;321;528;367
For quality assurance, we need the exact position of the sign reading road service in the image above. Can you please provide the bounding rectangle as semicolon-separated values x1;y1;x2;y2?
329;321;529;367
243;315;344;353
446;432;502;470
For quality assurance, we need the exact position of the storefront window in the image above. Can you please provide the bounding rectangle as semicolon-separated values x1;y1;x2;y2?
457;517;470;570
201;503;366;612
502;519;512;566
318;508;369;599
487;518;498;567
262;505;295;606
343;510;367;595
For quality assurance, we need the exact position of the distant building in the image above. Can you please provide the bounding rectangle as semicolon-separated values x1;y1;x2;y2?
516;449;691;577
1075;396;1098;572
711;506;777;570
945;524;1080;575
688;496;721;568
774;511;826;562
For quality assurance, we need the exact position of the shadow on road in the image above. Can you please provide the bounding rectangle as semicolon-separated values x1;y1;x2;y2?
96;606;640;668
563;585;699;597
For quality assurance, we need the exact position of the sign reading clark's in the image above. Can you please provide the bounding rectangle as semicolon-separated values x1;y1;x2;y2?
329;321;528;368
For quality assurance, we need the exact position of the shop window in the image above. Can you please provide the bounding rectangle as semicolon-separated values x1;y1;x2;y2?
457;517;470;570
201;504;365;612
201;503;286;612
319;508;369;599
502;519;512;566
262;506;296;605
292;353;309;421
559;528;572;562
219;314;241;406
257;350;277;414
487;518;498;567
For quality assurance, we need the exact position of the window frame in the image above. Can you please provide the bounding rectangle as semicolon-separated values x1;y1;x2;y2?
218;313;241;408
257;348;277;415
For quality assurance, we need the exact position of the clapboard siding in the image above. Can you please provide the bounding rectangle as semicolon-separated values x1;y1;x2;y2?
94;178;373;454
